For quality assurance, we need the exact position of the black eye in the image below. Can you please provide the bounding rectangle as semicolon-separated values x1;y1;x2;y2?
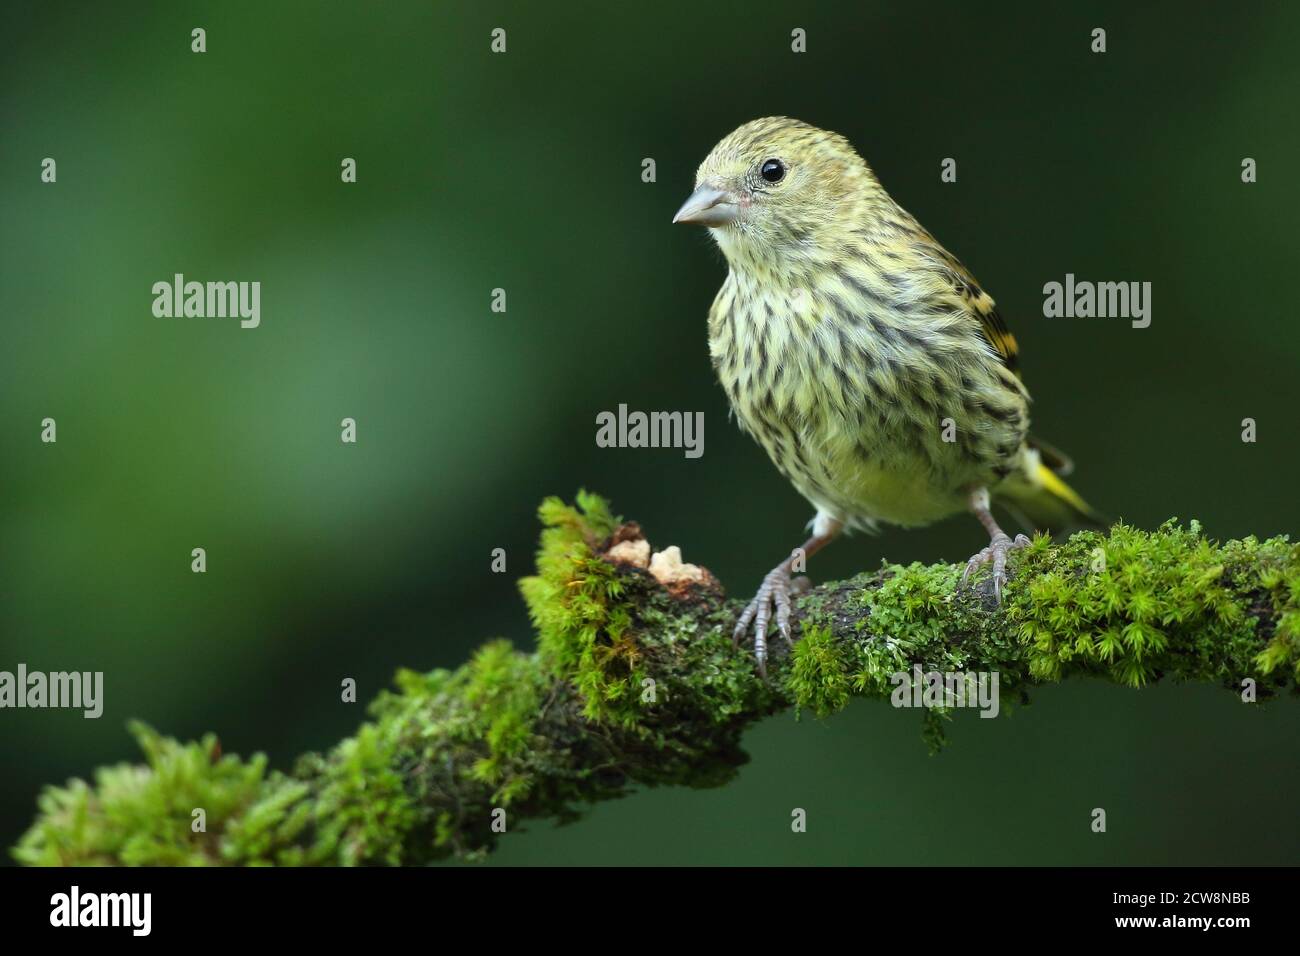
760;158;785;183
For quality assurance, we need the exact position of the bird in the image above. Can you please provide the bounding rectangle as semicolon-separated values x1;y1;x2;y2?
672;117;1103;674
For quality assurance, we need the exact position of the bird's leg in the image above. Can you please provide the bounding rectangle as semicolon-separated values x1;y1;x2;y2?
733;515;843;676
961;487;1030;602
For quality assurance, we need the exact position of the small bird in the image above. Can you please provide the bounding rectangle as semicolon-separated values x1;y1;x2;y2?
673;117;1102;673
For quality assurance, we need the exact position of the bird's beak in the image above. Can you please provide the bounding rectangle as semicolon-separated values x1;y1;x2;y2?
672;184;739;226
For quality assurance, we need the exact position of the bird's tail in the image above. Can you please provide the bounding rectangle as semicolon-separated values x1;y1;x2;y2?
995;438;1108;534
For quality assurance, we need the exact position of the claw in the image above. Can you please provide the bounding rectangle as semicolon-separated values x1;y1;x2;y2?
731;604;756;647
734;563;795;674
962;532;1030;602
732;524;842;673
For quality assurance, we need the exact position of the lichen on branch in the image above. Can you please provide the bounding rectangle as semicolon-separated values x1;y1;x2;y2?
12;493;1299;865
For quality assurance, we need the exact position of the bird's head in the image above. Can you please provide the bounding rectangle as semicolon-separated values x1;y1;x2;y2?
673;117;881;270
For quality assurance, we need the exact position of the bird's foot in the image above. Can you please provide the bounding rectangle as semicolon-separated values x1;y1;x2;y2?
961;532;1031;602
733;564;810;676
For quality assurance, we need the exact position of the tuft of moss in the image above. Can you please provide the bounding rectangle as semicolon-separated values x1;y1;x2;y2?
1252;540;1300;680
295;720;422;866
13;722;272;866
13;640;554;865
518;491;645;725
220;776;315;866
1008;520;1300;689
378;640;547;806
788;624;851;718
459;641;546;798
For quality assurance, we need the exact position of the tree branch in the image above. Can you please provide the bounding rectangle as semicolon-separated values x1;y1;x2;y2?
14;492;1299;865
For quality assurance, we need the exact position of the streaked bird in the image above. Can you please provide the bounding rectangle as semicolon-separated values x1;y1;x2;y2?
674;117;1103;673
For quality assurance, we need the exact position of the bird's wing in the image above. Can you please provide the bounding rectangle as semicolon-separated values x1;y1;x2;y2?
949;273;1021;378
968;295;1021;378
939;261;1080;477
915;233;1023;379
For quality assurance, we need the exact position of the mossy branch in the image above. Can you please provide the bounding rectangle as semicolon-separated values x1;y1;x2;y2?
14;492;1299;865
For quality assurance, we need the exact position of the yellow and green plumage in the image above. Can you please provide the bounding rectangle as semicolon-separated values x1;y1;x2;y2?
674;117;1102;669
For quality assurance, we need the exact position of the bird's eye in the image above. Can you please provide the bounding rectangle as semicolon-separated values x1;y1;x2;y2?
760;158;786;184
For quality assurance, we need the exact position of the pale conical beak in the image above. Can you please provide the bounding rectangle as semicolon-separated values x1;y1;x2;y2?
672;184;739;226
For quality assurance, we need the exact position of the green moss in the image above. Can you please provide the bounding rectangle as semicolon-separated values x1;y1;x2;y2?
13;640;553;866
299;720;422;866
640;596;763;726
1008;520;1299;689
920;707;952;756
518;491;645;725
13;499;1296;867
1251;540;1300;680
784;521;1299;748
221;776;315;866
855;564;957;679
788;624;851;718
13;722;271;866
381;640;546;806
790;559;1027;747
460;641;546;796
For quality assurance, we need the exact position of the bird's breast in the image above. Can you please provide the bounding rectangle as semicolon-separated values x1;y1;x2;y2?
707;268;1030;527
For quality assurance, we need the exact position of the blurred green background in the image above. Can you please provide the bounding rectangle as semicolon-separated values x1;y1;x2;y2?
2;1;1297;865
